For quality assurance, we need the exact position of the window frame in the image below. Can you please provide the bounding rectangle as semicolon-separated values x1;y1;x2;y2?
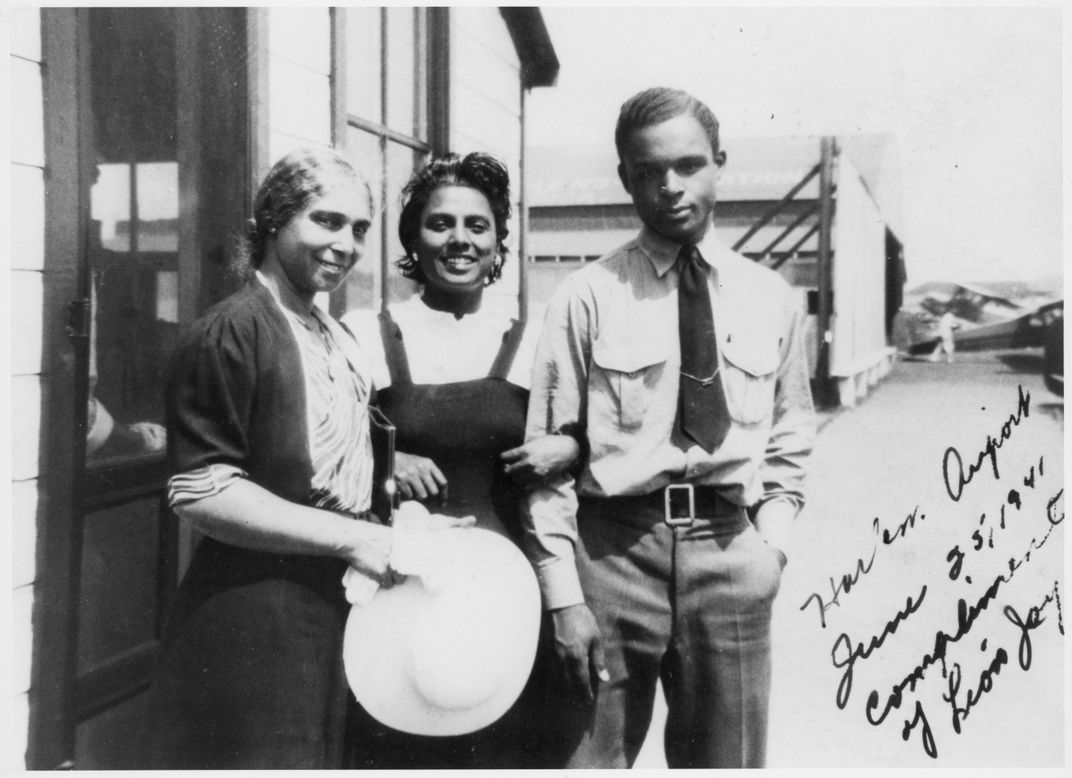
329;6;449;317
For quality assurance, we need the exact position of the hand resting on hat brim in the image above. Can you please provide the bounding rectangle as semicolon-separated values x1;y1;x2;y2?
342;515;541;735
341;500;476;605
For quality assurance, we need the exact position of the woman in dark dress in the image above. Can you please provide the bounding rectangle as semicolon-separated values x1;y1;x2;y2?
140;148;449;769
344;152;579;769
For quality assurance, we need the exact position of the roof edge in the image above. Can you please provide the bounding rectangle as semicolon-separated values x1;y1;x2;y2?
499;7;560;88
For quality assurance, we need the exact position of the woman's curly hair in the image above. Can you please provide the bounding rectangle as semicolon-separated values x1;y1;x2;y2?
396;152;512;286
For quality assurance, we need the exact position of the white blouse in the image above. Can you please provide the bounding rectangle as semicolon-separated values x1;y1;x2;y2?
342;295;540;391
168;274;374;514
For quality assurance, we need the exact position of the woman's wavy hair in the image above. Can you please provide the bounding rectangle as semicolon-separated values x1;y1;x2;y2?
233;147;372;275
396;152;512;286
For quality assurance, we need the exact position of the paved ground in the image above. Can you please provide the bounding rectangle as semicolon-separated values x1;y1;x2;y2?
634;350;1066;768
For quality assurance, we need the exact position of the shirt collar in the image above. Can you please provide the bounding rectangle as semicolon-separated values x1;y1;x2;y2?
636;224;727;278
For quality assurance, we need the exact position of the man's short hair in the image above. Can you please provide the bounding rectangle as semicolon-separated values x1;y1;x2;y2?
615;87;721;159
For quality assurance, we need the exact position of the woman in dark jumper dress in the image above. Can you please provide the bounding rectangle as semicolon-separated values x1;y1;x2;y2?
141;148;468;769
344;152;579;769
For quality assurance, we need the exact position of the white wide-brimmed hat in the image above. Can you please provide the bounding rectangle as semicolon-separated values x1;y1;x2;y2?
342;506;541;736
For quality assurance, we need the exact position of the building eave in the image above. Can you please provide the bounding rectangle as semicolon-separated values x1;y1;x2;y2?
499;7;560;88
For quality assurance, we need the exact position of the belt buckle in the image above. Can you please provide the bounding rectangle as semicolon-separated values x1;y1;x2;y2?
664;483;695;526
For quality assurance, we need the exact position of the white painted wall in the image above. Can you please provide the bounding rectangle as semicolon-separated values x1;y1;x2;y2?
7;7;45;765
265;7;334;168
264;6;335;313
830;156;889;378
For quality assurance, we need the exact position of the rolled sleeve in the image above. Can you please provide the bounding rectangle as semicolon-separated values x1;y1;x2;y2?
168;463;248;507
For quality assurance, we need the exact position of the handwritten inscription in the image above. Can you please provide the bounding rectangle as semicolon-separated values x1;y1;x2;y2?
942;640;1008;735
804;384;1065;761
800;507;926;629
831;586;927;709
942;384;1031;502
801;548;876;629
1003;581;1064;672
943;583;1064;736
862;514;1063;757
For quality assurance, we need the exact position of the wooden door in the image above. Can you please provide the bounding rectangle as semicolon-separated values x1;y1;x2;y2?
29;8;251;768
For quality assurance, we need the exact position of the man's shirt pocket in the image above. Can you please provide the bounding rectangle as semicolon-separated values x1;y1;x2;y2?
722;337;779;426
591;339;668;430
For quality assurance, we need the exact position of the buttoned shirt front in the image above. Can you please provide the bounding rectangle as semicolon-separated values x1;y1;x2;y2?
523;226;816;608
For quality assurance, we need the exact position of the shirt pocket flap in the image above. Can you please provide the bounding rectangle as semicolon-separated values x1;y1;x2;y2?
592;341;667;375
722;339;779;377
590;339;667;430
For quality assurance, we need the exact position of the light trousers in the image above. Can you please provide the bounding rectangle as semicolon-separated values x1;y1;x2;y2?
563;498;784;768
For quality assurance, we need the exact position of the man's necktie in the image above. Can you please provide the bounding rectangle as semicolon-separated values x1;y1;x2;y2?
672;245;731;453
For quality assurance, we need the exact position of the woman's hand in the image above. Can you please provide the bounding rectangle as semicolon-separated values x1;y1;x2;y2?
501;434;581;487
394;451;448;503
344;519;401;588
175;479;406;586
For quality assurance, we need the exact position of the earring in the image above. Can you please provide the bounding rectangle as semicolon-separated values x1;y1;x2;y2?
486;255;505;285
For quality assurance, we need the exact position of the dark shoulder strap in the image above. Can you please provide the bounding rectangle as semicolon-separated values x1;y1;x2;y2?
488;318;525;380
378;309;411;386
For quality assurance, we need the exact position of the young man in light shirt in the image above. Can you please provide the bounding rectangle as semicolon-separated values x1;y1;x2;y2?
523;86;816;768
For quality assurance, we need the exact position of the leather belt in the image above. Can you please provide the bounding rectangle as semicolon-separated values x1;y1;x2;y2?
588;484;739;526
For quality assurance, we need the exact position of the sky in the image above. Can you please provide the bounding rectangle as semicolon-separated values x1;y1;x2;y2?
527;5;1065;290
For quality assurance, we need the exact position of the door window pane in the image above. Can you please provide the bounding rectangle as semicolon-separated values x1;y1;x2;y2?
86;8;179;465
91;164;131;252
136;162;179;252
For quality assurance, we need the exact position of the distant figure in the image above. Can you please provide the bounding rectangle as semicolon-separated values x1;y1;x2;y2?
932;311;958;363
